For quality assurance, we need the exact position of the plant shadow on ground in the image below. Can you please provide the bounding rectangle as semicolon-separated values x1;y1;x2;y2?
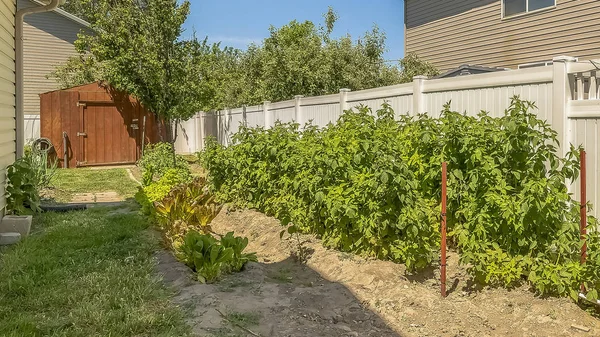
157;251;405;337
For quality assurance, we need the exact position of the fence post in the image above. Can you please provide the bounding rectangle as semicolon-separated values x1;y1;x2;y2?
340;88;350;114
552;56;577;157
198;112;205;151
413;75;427;115
263;101;271;129
294;95;304;126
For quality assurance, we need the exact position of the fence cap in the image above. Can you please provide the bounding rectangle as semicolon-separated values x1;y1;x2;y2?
413;75;428;80
553;55;577;62
339;88;351;93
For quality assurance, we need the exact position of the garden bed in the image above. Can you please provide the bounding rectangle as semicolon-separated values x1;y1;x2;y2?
158;208;600;337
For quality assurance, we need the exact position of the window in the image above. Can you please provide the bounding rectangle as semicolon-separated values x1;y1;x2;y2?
503;0;555;17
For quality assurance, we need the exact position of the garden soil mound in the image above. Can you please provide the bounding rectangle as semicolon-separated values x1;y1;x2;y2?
157;208;600;337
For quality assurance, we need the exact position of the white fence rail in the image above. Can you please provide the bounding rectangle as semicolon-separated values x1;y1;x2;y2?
176;56;600;218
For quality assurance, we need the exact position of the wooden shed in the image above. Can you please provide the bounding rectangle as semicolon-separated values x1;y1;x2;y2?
40;82;164;168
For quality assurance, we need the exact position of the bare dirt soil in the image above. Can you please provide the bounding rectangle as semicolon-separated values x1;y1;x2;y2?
156;208;600;337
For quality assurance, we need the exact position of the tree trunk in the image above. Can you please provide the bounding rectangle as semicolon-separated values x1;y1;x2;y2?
165;120;177;167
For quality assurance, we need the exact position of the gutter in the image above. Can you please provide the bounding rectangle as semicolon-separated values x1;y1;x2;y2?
15;0;65;158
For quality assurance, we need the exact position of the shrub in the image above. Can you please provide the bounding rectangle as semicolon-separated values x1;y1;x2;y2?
154;177;223;248
5;158;41;215
201;97;600;299
138;142;189;186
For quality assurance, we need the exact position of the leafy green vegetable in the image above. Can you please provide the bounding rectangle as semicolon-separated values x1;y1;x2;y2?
153;177;222;248
176;231;233;283
220;232;258;272
176;231;256;283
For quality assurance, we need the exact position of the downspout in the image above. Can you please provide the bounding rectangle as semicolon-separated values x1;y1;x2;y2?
15;0;65;158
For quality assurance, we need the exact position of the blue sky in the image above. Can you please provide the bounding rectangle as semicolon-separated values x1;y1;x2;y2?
182;0;405;61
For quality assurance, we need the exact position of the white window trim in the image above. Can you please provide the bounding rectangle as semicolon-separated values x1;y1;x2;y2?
501;0;557;20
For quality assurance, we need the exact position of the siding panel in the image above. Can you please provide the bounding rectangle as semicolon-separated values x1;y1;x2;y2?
0;0;13;213
405;0;600;70
18;0;88;116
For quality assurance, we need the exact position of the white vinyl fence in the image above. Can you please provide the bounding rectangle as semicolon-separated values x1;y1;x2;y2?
176;56;600;218
24;114;40;144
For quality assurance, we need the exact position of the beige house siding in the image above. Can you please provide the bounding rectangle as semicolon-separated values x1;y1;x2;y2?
0;0;15;213
405;0;600;71
18;0;87;116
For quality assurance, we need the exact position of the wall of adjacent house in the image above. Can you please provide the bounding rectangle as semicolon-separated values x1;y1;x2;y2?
0;0;16;214
18;0;86;119
405;0;600;71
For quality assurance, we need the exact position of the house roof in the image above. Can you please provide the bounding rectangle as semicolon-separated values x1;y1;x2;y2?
434;64;509;79
28;0;91;28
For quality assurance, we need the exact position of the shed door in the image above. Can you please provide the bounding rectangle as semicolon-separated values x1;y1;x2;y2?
80;102;140;166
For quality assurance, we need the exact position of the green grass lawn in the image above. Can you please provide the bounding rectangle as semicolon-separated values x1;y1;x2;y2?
47;168;140;202
0;206;191;337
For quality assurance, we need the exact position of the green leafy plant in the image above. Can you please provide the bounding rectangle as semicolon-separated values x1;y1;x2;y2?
143;168;192;203
138;142;190;186
154;177;223;248
219;232;257;272
24;147;58;190
136;167;191;216
176;231;233;283
201;97;600;300
5;158;42;214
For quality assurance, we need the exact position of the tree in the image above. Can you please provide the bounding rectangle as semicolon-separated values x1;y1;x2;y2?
47;55;99;89
60;0;148;24
398;53;439;83
76;0;205;146
199;7;438;110
51;5;439;114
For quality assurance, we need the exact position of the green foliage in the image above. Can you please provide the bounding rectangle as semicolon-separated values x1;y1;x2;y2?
0;206;191;336
177;231;232;283
399;53;440;82
138;142;189;185
202;103;440;270
75;0;206;142
47;55;101;89
5;158;41;215
219;232;258;272
142;168;191;203
176;231;255;283
53;5;438;113
24;147;58;190
201;97;600;299
154;177;223;248
202;8;416;110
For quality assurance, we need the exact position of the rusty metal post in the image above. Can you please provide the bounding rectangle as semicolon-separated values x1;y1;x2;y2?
441;162;447;298
580;149;587;293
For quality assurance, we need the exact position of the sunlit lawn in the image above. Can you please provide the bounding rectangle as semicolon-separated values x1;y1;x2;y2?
0;206;190;337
